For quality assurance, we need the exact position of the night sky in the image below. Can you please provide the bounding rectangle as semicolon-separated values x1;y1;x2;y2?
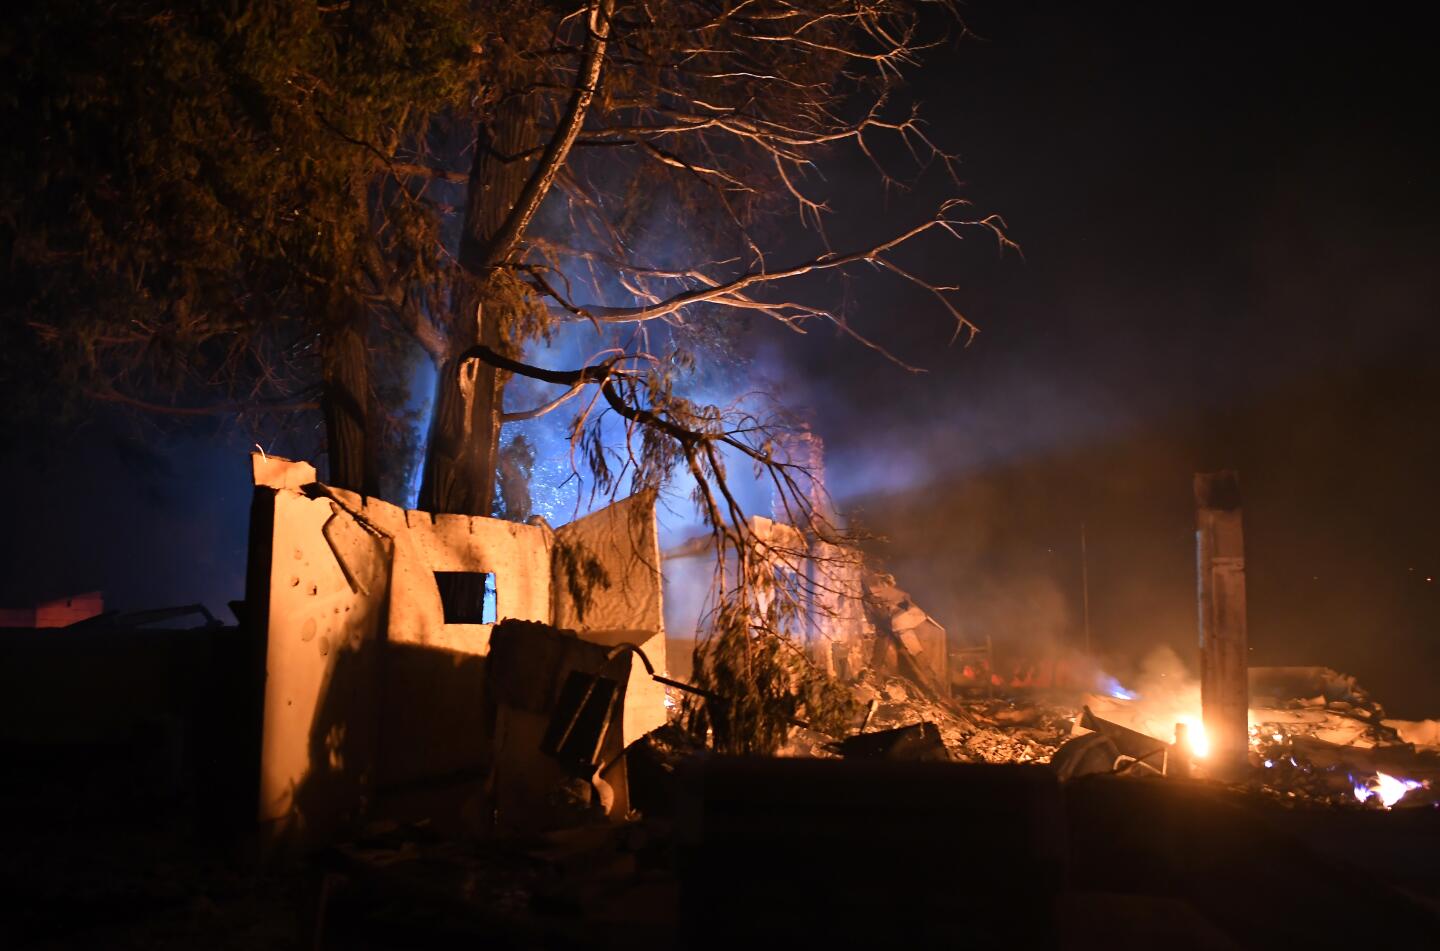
810;2;1440;715
3;3;1438;713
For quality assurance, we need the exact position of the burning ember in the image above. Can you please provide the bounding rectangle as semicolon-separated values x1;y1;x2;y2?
1353;772;1424;808
1000;653;1439;806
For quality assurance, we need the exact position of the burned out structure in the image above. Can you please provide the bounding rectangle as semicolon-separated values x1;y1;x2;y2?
246;453;668;849
250;439;955;853
662;431;950;699
664;514;949;692
5;458;1440;948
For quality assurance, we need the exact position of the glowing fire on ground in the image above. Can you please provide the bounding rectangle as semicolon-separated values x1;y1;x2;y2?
1175;716;1209;758
1092;654;1430;805
1089;650;1212;759
1353;772;1422;808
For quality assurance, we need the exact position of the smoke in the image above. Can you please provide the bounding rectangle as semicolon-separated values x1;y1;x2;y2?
1121;645;1202;719
1090;645;1204;748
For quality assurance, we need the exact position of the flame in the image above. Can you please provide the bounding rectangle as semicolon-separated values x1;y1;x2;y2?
1097;674;1139;700
1176;716;1209;758
1353;771;1422;808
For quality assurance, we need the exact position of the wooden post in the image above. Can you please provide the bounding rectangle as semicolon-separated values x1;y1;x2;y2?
1195;470;1250;776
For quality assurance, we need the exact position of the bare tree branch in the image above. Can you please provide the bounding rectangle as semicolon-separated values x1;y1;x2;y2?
523;206;1011;353
478;0;617;271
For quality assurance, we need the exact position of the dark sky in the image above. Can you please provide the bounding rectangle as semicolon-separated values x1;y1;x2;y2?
783;2;1440;715
3;2;1438;713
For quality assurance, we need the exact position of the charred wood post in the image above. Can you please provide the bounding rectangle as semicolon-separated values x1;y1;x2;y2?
1195;470;1250;776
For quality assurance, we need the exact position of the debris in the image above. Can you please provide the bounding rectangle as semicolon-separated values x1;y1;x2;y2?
541;670;622;776
1051;733;1120;781
626;724;707;818
857;697;879;733
1079;705;1169;765
833;722;949;761
847;669;1072;764
993;705;1040;726
1382;717;1440;750
861;570;949;696
775;726;842;759
488;620;667;831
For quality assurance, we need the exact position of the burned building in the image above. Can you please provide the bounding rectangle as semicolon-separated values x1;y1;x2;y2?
246;453;668;850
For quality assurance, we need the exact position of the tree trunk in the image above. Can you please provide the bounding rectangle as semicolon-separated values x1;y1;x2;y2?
322;312;377;495
417;94;540;516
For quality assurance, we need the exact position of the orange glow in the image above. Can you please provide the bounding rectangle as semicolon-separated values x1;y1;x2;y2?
1371;772;1421;807
1176;716;1209;758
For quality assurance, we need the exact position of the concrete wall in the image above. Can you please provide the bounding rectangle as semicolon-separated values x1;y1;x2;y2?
660;517;949;689
252;458;392;848
384;503;553;655
315;484;557;798
549;491;668;754
808;544;871;680
248;454;664;850
660;552;714;683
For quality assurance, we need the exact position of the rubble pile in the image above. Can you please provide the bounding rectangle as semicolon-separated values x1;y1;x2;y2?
1241;669;1440;807
860;571;949;695
1247;740;1380;806
1249;672;1400;750
1247;719;1440;809
849;671;971;751
953;699;1076;764
1385;716;1440;751
843;670;1074;764
775;662;1440;811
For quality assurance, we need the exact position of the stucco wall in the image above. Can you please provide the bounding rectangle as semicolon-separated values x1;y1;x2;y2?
253;462;393;846
251;454;560;844
307;484;555;659
248;454;664;850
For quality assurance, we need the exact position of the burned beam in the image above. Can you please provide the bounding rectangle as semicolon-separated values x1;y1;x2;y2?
1195;470;1250;776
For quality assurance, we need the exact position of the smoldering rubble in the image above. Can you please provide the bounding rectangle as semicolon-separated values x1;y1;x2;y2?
8;457;1439;949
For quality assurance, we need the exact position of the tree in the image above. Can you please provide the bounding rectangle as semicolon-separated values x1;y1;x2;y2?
3;0;1008;751
416;0;1003;515
1;0;475;492
413;0;1008;748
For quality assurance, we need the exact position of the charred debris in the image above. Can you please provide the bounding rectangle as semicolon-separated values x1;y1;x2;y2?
3;457;1439;948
